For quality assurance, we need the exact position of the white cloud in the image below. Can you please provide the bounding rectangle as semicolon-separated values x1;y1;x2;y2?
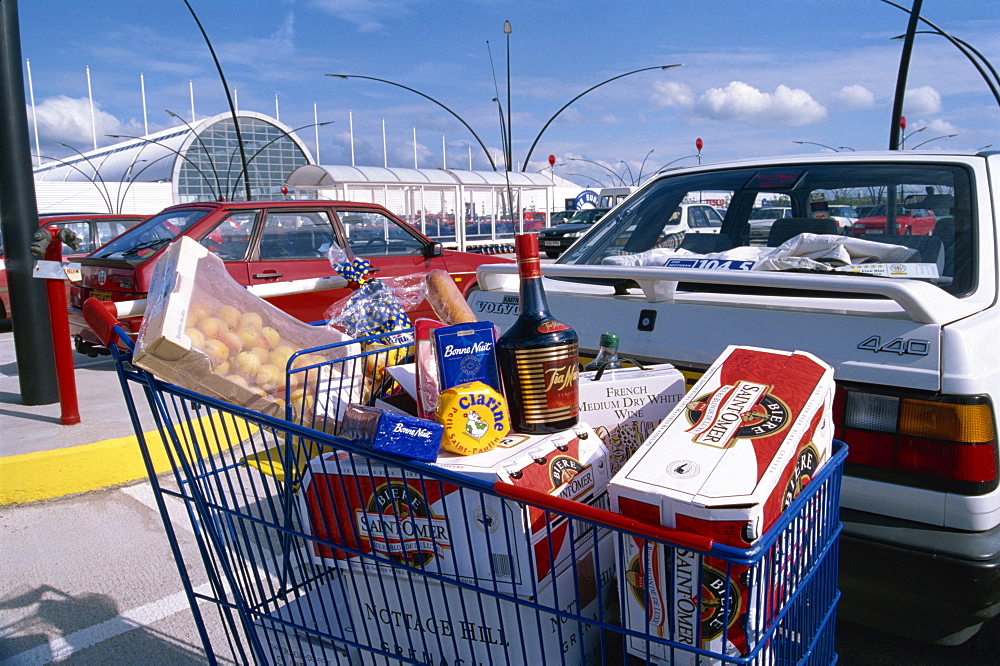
904;86;942;116
309;0;414;32
695;81;826;126
833;85;875;109
29;96;138;149
651;81;694;107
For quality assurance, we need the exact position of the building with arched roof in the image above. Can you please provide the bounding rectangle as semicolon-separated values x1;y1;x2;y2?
33;111;314;213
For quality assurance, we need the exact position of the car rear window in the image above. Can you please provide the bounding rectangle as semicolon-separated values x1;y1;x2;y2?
92;209;212;260
558;162;975;296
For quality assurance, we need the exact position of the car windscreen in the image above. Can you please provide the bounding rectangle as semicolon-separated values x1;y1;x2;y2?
557;162;975;296
90;209;211;259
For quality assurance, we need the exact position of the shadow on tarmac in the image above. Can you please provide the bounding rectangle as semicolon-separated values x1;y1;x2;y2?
0;585;206;663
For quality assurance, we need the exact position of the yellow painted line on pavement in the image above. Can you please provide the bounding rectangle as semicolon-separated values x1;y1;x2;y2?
0;414;259;505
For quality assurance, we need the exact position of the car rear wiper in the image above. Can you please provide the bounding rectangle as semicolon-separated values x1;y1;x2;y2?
119;238;172;258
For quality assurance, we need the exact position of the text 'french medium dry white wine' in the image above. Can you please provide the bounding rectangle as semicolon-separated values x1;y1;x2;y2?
496;233;579;434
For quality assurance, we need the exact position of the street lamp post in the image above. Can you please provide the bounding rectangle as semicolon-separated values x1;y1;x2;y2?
620;161;635;187
181;0;251;200
165;109;224;198
635;149;655;185
566;157;627;186
901;125;926;149
504;20;512;172
329;74;498;171
883;0;1000;107
649;153;699;177
107;133;225;200
792;141;856;152
520;64;683;170
909;133;958;150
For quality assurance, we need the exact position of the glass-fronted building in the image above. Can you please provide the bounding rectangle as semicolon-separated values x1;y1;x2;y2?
34;111;313;205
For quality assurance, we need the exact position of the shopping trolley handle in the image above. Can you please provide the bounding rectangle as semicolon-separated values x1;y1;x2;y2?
83;298;134;351
494;481;714;552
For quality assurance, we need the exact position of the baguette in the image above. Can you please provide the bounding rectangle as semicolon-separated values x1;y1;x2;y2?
424;269;477;325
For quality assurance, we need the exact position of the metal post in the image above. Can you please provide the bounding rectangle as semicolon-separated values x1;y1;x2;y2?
35;226;81;424
0;0;59;405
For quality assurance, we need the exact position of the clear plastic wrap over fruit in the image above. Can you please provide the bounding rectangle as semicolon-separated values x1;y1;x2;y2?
133;237;360;420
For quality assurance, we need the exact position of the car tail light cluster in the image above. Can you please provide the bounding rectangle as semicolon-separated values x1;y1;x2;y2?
834;387;999;495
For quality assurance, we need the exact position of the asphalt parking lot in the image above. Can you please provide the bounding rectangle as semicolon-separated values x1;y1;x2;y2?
0;326;994;663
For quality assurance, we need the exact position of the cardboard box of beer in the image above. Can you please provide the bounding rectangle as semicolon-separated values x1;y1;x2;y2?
578;363;687;474
251;582;357;665
609;345;834;663
299;422;610;596
344;532;617;666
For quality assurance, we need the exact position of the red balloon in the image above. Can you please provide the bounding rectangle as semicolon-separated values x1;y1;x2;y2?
695;138;703;151
548;154;556;166
281;186;288;195
900;116;907;130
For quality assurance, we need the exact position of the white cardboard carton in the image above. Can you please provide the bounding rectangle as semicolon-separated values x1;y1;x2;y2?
345;532;617;666
578;363;687;474
252;580;357;665
134;236;358;419
300;422;610;596
610;345;834;664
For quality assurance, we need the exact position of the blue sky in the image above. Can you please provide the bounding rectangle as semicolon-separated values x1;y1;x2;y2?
18;0;1000;187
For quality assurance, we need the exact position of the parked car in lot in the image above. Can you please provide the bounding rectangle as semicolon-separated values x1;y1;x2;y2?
1;213;146;321
827;204;859;232
68;200;511;355
537;207;611;258
851;203;936;236
549;210;576;225
654;202;724;249
748;206;793;243
521;211;546;231
470;150;1000;648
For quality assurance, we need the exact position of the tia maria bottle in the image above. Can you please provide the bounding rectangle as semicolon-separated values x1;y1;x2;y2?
496;233;580;434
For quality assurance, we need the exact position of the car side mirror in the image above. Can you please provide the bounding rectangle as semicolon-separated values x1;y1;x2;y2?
424;241;444;258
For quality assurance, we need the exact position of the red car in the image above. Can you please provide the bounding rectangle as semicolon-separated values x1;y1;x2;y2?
68;200;512;355
1;213;146;321
851;204;936;236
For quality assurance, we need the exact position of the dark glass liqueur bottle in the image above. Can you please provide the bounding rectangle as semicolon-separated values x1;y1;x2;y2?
496;234;580;434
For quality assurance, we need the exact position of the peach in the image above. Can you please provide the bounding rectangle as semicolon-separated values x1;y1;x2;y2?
238;312;264;332
188;302;211;326
197;316;228;339
270;345;296;371
215;360;231;376
236;327;267;351
185;327;206;350
203;339;229;368
232;351;262;378
255;364;282;392
249;346;270;365
260;326;281;349
217;330;243;357
218;304;241;330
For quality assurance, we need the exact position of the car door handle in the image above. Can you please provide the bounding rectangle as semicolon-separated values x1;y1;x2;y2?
253;272;283;279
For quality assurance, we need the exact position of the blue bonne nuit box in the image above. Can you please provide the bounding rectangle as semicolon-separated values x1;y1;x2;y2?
433;321;502;394
339;404;443;462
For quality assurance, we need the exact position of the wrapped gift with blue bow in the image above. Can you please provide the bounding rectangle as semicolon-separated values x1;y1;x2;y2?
327;258;412;340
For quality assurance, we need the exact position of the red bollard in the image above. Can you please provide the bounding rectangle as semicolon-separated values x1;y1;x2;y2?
38;225;81;425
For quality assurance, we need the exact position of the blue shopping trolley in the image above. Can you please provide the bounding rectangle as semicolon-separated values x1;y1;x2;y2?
85;298;845;665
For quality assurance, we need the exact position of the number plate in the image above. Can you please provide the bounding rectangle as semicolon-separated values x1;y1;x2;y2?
544;240;561;247
89;290;113;301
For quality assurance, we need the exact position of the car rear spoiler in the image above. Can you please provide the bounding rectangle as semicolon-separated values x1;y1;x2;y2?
475;263;980;325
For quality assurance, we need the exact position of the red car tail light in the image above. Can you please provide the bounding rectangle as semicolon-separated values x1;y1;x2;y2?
835;388;999;494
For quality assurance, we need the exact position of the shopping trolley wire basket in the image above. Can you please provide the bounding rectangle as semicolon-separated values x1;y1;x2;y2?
84;297;846;665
